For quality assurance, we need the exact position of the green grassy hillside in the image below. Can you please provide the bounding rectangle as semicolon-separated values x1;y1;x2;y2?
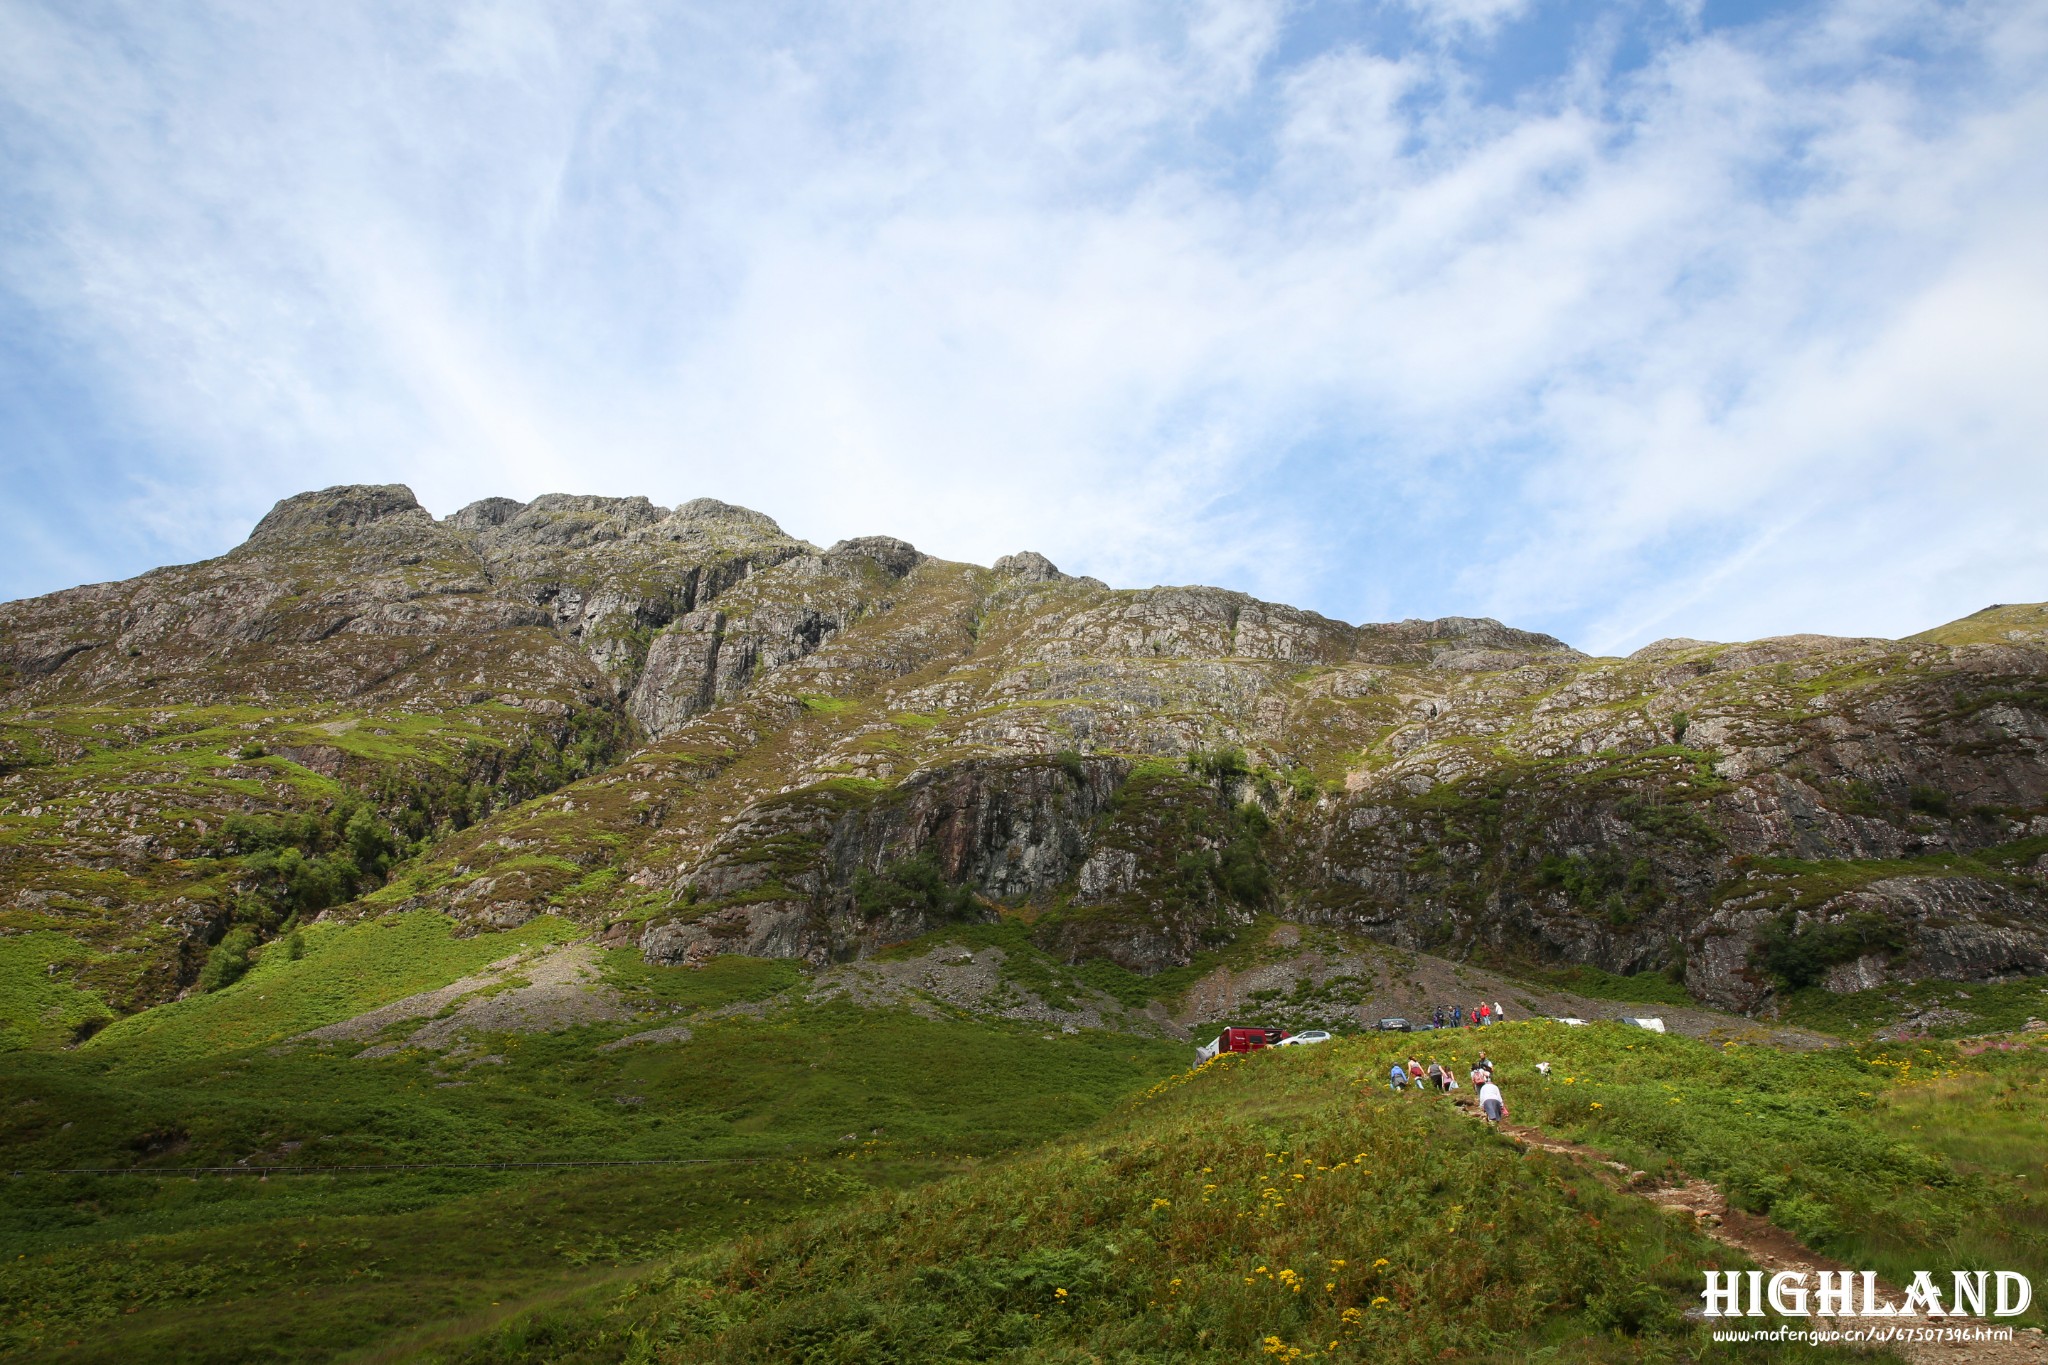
396;1024;2048;1364
0;913;1187;1362
9;923;2048;1361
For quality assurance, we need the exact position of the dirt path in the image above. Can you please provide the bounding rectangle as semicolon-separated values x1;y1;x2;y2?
1447;1097;2048;1363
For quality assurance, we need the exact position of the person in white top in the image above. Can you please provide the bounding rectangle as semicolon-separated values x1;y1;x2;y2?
1479;1079;1505;1124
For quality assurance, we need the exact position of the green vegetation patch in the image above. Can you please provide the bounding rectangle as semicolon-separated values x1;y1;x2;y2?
1717;834;2048;920
1774;975;2048;1040
1448;1021;2048;1324
0;1161;881;1364
420;1040;1843;1364
79;911;580;1068
1521;962;1695;1009
0;932;115;1050
600;951;802;1013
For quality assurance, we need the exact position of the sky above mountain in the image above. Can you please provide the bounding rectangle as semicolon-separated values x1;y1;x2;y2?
2;0;2043;654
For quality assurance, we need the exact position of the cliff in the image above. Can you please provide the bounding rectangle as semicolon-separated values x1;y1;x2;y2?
3;485;2043;1018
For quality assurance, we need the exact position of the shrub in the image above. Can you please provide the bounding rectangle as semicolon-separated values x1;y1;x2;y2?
197;927;258;993
1753;907;1905;989
1215;802;1271;905
1185;747;1249;783
853;853;978;922
1907;785;1953;818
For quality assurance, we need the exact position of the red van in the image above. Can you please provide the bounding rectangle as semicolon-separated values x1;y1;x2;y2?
1195;1027;1290;1063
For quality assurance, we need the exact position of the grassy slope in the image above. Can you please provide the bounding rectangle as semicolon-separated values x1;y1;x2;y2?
0;932;113;1050
1774;974;2048;1040
9;915;2048;1361
0;695;621;1015
75;910;584;1069
0;914;1188;1362
415;1033;1920;1365
1441;1024;2048;1318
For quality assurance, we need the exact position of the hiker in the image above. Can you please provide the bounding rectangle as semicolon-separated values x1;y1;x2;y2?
1425;1059;1444;1091
1494;1000;1505;1022
1477;1001;1489;1027
1479;1077;1506;1124
1432;1004;1444;1029
1470;1060;1489;1088
1407;1057;1425;1089
1389;1063;1408;1092
1452;1004;1463;1028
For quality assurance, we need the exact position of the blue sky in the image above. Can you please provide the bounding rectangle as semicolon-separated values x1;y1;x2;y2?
2;0;2043;655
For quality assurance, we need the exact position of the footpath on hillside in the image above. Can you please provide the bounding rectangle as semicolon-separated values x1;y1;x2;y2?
1441;1092;2048;1365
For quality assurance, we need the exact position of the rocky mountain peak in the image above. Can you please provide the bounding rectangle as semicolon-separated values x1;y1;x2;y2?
671;498;788;537
1369;615;1570;649
7;483;2045;1027
993;551;1066;583
1628;637;1720;661
825;536;924;578
484;495;667;549
445;496;526;531
246;484;428;544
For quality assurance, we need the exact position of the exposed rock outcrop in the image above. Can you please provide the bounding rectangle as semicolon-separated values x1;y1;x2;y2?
5;485;2045;1019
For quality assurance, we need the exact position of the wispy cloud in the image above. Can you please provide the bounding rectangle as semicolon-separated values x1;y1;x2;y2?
1;0;2042;652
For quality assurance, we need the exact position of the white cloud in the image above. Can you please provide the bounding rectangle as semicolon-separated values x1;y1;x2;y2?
1;0;2043;651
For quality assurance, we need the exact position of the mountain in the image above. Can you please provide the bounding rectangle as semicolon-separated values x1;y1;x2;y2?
3;483;2045;1031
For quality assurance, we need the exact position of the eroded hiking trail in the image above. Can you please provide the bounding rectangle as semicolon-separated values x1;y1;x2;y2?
1441;1095;2048;1363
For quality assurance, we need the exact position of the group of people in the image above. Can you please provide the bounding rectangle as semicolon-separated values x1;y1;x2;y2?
1432;1001;1506;1029
1386;1053;1509;1124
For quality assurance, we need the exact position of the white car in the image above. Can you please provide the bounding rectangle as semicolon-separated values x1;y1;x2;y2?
1277;1029;1333;1046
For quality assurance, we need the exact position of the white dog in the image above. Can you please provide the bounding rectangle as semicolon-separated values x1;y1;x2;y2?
1535;1061;1551;1076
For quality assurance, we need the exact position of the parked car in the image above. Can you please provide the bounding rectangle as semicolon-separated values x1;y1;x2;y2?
1376;1018;1412;1032
1277;1030;1332;1046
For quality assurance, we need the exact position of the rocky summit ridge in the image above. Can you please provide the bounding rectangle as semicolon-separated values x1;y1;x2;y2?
3;483;2045;1025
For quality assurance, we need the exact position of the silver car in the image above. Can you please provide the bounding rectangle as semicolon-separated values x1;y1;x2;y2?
1278;1029;1334;1046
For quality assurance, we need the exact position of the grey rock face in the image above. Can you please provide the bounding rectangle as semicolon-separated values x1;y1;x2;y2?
248;484;429;542
993;552;1065;582
825;536;924;578
446;497;526;531
625;539;930;738
9;484;2047;1022
640;756;1127;966
672;498;788;536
